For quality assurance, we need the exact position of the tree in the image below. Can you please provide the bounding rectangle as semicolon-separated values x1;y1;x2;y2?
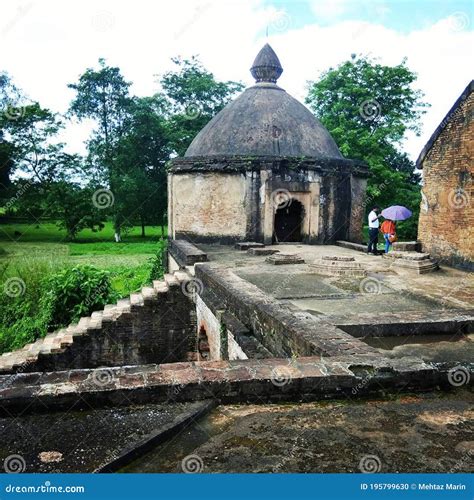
68;59;133;240
159;56;244;155
0;72;24;194
4;103;75;183
306;55;429;238
46;181;105;240
114;95;172;237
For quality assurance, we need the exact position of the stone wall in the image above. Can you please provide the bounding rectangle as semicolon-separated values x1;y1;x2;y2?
195;264;379;358
0;274;197;374
168;172;248;243
169;156;369;245
418;89;473;270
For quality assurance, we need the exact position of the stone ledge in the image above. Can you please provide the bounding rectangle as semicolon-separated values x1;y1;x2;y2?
336;240;367;253
235;242;264;250
393;241;421;252
168;239;208;267
326;309;474;337
1;355;464;415
95;400;216;472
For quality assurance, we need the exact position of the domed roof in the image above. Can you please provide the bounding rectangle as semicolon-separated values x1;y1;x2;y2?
185;44;342;159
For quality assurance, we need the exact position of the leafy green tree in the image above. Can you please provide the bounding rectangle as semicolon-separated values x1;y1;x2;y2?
68;59;133;240
159;56;244;155
115;95;172;236
3;103;75;183
0;72;24;194
306;55;429;239
46;181;106;240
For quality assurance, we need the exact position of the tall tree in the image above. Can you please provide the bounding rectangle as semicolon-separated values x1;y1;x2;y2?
159;56;244;155
306;55;429;238
4;103;74;183
0;72;24;194
68;59;132;240
115;95;172;237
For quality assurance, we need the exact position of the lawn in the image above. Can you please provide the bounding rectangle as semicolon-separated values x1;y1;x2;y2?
0;221;168;353
0;222;167;295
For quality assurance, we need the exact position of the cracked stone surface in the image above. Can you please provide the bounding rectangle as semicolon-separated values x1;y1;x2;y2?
122;390;474;473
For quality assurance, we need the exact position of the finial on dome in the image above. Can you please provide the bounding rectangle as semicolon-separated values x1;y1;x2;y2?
250;43;283;83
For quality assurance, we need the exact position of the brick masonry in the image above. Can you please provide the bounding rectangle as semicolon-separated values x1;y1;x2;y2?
0;273;197;374
417;84;473;270
0;355;466;415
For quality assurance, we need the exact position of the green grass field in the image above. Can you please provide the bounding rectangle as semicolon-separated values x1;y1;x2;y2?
0;222;167;297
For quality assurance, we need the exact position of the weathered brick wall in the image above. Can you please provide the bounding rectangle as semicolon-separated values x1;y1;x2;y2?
1;276;197;374
169;156;369;245
418;91;474;269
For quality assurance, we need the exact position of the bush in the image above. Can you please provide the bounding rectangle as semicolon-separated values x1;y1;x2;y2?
148;242;167;282
41;265;119;331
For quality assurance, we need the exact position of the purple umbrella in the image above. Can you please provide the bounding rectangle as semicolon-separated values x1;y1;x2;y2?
381;205;412;221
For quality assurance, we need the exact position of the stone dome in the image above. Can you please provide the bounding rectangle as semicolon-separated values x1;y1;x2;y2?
185;44;342;159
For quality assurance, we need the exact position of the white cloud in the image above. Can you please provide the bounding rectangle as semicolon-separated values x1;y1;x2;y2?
0;0;472;160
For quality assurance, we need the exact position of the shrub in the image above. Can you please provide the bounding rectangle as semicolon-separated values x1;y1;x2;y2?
41;265;119;331
148;242;167;282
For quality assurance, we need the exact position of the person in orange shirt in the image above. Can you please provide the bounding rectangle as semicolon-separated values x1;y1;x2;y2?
380;219;397;253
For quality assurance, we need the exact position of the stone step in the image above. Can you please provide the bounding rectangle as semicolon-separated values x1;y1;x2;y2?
116;298;131;313
141;287;157;302
164;273;180;287
130;293;144;307
68;324;84;338
153;280;169;293
173;271;190;284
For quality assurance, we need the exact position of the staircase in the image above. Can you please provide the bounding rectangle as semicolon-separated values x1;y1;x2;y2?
0;271;195;375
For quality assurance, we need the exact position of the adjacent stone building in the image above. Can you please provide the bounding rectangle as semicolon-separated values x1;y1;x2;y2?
417;80;473;270
168;44;369;245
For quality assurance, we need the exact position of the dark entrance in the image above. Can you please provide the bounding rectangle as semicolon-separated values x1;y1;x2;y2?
197;325;210;361
273;199;304;242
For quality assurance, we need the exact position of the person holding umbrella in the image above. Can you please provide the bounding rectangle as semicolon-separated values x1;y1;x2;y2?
380;205;413;253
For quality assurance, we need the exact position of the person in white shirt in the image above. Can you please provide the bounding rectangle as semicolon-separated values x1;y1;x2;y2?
367;206;381;255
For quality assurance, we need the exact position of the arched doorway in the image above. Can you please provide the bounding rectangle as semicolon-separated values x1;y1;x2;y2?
273;199;304;243
197;325;210;361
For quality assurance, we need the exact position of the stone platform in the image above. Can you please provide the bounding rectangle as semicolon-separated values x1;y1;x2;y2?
383;251;439;274
309;255;367;277
235;242;264;251
265;253;305;265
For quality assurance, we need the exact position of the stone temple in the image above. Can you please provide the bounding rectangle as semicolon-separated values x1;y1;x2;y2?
168;44;369;245
0;46;472;474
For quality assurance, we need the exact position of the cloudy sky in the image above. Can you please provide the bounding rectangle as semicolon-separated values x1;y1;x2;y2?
1;0;473;160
